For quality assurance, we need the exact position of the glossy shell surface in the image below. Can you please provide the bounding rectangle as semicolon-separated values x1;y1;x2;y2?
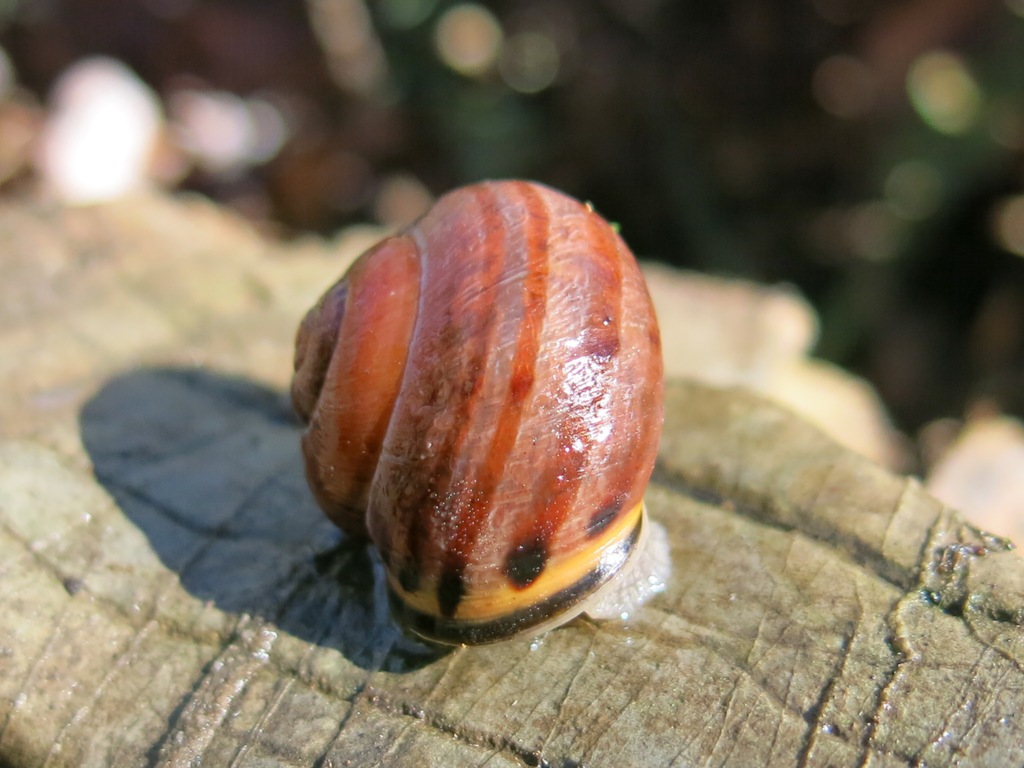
292;180;664;644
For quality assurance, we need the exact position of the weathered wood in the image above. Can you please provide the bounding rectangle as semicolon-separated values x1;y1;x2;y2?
1;193;1022;767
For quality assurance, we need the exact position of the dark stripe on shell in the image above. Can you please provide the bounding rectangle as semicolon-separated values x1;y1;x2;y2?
426;182;551;616
447;181;550;552
437;566;467;619
586;494;626;538
504;537;549;589
402;184;508;588
398;563;420;593
516;205;625;551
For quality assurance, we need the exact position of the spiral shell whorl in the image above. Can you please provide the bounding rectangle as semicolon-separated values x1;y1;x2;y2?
293;180;663;643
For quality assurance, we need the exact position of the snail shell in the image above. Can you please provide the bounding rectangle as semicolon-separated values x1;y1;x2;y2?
292;180;667;645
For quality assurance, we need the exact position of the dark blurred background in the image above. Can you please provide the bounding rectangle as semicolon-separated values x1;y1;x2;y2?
1;0;1023;443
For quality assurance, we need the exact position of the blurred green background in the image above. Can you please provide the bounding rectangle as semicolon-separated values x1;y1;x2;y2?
2;0;1023;444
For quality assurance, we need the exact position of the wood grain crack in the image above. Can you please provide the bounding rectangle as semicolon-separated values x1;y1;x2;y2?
152;615;277;768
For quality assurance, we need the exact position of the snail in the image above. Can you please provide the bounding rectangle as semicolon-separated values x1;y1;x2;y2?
291;180;669;645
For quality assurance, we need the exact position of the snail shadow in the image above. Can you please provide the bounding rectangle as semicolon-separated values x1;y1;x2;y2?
79;367;445;672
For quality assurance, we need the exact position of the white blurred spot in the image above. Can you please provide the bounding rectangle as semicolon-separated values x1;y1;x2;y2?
434;4;503;77
812;54;875;118
499;31;560;94
926;416;1024;544
906;50;982;135
884;160;943;220
246;97;289;162
169;88;288;176
991;195;1024;257
36;57;162;204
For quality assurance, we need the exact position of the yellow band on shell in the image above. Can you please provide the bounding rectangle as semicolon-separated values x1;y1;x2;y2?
389;500;645;623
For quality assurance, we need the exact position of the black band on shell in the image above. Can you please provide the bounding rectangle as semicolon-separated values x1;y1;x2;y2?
389;515;643;646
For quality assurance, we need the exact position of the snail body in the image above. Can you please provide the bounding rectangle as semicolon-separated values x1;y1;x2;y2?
292;180;667;645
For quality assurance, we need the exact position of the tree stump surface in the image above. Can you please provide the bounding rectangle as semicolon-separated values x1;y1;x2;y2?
1;193;1023;767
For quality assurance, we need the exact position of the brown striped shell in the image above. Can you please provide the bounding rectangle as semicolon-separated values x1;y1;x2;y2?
291;180;667;645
